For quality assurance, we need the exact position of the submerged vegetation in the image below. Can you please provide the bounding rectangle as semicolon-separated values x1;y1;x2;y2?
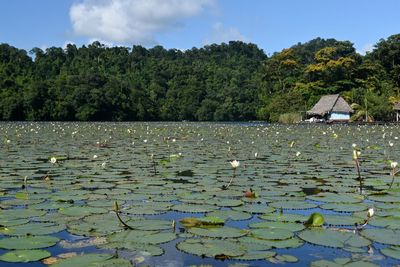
0;122;400;266
1;34;400;121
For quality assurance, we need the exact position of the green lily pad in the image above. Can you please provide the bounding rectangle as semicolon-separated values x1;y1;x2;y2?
299;228;370;248
249;221;305;231
109;230;176;244
0;235;59;249
1;222;65;236
360;228;400;245
177;238;246;258
188;226;248;238
239;236;304;249
381;247;400;260
100;242;164;256
207;210;252;221
270;201;317;210
251;228;294;240
0;249;51;263
52;253;114;267
59;206;107;217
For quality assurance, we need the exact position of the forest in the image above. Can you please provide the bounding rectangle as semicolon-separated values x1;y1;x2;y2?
0;34;399;122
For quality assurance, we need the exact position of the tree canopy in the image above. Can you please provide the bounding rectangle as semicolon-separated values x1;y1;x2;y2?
0;35;399;121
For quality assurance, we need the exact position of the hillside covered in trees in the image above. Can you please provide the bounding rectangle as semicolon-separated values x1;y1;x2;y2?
1;34;399;122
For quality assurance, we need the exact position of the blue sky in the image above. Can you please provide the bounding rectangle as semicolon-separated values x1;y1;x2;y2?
1;0;399;55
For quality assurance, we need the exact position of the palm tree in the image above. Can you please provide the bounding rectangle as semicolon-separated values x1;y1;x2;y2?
350;99;374;122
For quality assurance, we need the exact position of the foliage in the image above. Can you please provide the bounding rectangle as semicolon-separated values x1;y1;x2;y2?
0;34;400;121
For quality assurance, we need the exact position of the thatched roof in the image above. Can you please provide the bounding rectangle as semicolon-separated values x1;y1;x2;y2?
307;94;353;116
394;102;400;111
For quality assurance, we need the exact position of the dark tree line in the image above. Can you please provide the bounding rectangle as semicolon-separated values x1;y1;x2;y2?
1;34;399;121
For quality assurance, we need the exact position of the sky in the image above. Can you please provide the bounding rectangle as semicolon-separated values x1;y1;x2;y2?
0;0;399;55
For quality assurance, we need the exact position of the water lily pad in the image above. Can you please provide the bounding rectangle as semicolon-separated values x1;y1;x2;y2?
234;251;276;261
233;204;275;214
125;219;174;231
251;228;294;240
299;228;370;248
275;254;298;263
381;247;400;260
249;221;305;231
59;206;107;217
239;236;304;249
270;201;317;210
0;249;51;262
52;253;113;267
0;235;59;249
109;230;176;244
100;242;164;256
1;222;65;236
360;228;400;245
177;238;246;258
188;226;248;238
307;192;363;203
207;210;252;221
172;204;218;213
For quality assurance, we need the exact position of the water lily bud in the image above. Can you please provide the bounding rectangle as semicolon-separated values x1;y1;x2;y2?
101;162;106;168
230;160;240;169
254;152;258;158
352;143;357;148
367;207;374;218
93;155;98;159
50;157;57;164
352;150;360;160
391;161;398;169
296;151;301;157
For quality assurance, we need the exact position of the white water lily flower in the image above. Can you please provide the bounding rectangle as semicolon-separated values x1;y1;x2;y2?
367;207;374;218
6;139;11;144
230;160;240;169
50;157;57;164
93;155;98;159
254;152;258;158
296;151;301;157
391;161;398;169
101;162;106;168
352;143;357;148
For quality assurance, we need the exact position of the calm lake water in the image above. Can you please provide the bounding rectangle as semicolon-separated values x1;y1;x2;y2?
0;122;400;267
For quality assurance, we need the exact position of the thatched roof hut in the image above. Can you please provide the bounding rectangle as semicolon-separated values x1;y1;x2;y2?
307;94;353;121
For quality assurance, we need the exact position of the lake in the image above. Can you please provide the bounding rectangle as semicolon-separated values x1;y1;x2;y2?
0;122;400;266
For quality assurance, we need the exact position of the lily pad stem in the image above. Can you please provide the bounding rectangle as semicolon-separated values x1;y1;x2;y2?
222;168;236;190
354;158;363;195
113;201;134;230
388;169;399;190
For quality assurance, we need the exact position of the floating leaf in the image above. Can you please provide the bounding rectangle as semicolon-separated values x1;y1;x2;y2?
0;235;59;250
0;249;51;262
188;227;248;238
299;229;370;248
360;228;400;245
177;238;246;258
52;253;114;267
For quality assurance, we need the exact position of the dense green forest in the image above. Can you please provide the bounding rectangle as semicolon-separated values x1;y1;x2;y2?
1;34;399;121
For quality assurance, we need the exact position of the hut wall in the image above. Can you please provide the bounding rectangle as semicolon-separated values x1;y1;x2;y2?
329;112;350;121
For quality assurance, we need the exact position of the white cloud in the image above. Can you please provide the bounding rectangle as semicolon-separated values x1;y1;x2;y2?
70;0;214;45
204;22;248;45
357;43;374;55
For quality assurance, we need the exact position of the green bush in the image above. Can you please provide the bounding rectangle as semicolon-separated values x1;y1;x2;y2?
278;112;302;123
